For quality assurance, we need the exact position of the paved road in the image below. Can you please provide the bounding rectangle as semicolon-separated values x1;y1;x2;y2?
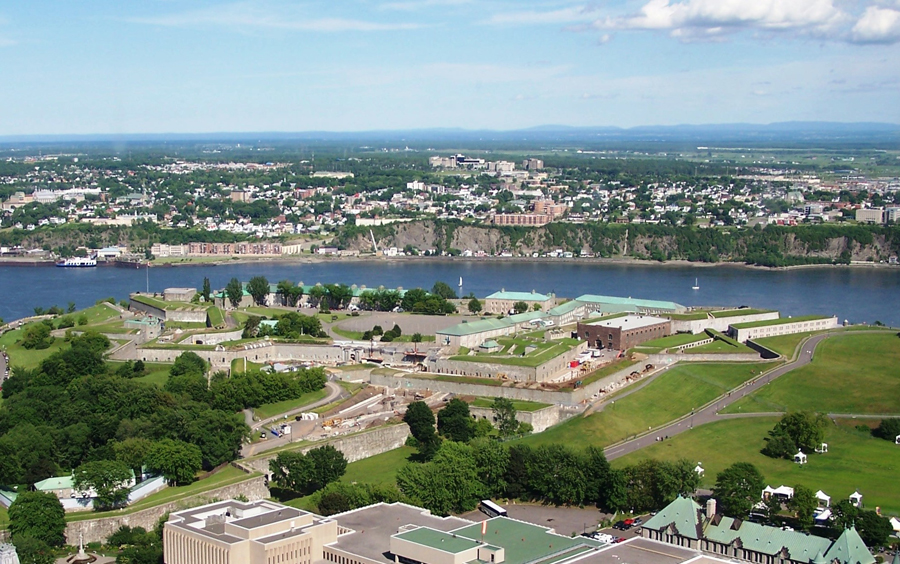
241;381;346;457
603;332;832;461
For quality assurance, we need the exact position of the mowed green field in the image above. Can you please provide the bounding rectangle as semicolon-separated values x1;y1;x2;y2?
0;327;68;370
753;332;816;357
724;332;900;414
612;417;900;515
517;362;778;449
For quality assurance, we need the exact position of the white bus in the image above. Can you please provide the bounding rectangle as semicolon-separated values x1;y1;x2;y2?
479;499;507;518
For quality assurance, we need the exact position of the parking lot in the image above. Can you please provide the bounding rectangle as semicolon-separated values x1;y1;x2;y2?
460;503;613;537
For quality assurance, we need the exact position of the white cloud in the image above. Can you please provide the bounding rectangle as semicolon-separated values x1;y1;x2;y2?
128;2;423;32
851;6;900;43
595;0;848;40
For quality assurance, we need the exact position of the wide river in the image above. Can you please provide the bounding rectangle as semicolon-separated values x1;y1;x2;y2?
1;261;898;327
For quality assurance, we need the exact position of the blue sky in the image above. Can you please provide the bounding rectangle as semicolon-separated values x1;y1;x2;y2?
1;0;899;134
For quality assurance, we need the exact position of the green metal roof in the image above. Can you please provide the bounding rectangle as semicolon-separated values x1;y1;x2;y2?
485;291;551;302
575;294;684;312
34;475;74;491
394;527;482;553
824;528;875;564
548;300;581;316
507;311;547;323
480;340;500;349
705;517;831;560
642;496;702;539
450;517;600;564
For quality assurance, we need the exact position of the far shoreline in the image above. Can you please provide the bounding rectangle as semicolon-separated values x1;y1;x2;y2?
1;255;897;271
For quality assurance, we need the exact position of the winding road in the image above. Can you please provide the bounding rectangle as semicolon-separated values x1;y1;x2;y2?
603;332;833;460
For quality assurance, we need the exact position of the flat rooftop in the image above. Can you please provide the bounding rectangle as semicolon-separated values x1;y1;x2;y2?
167;500;312;545
394;527;483;553
584;315;670;331
450;517;603;564
332;503;472;564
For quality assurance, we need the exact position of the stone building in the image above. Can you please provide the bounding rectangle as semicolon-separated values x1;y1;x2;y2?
576;315;671;350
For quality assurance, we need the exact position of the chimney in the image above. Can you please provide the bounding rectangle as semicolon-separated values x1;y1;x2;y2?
706;499;717;519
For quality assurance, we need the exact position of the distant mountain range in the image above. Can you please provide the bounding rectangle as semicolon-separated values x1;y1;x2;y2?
1;121;899;146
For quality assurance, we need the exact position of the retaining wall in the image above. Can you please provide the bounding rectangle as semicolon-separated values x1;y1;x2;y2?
671;311;780;334
112;342;346;368
240;423;411;474
424;341;588;383
180;329;243;346
469;405;561;433
64;474;269;545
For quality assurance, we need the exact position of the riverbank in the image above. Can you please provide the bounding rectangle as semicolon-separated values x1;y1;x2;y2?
3;254;898;272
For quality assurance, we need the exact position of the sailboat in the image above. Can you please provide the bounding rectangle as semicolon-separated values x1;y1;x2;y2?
692;278;700;290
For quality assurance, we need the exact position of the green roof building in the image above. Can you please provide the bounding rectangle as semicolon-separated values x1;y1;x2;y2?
642;497;875;564
575;294;685;314
484;290;553;314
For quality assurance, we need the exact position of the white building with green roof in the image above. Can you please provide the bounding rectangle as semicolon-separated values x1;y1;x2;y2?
484;290;553;314
575;294;685;315
642;496;875;564
728;315;839;342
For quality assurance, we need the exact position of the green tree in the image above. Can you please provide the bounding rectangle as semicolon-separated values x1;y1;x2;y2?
169;351;207;377
467;297;483;314
269;451;312;493
397;441;482;516
787;484;817;530
504;444;530;500
713;462;766;519
437;398;475;443
763;412;828;459
8;491;66;547
403;401;441;460
306;445;348;491
830;499;859;530
873;418;900;441
512;301;528;314
411;332;423;343
12;535;55;564
431;281;457;300
201;277;212;303
491;398;519;437
532;303;542;312
276;280;304;307
19;323;53;350
246;276;270;307
470;437;508;499
113;438;153;480
856;510;893;547
145;439;202;486
73;460;133;511
527;444;587;505
225;277;244;309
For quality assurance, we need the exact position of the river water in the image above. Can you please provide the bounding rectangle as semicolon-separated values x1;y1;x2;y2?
1;261;898;326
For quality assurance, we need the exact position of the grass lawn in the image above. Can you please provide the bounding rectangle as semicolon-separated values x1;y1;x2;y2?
611;417;900;516
723;332;900;415
642;333;710;349
517;362;778;449
82;320;131;334
65;466;258;521
752;332;816;357
243;306;292;317
470;398;551;411
731;314;829;330
133;363;173;387
0;327;68;370
450;338;580;368
666;312;709;321
341;445;416;485
710;309;772;318
130;294;172;310
253;387;331;419
231;358;265;373
79;303;121;325
207;306;225;327
684;340;755;354
432;374;504;386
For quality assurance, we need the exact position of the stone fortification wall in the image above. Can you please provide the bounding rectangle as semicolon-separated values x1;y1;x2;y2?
469;405;561;433
128;299;207;323
112;342;345;369
181;329;243;346
240;423;410;474
64;474;269;545
374;372;583;405
666;352;763;363
671;311;780;334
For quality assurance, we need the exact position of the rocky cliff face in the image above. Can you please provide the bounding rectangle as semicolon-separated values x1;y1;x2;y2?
340;220;898;264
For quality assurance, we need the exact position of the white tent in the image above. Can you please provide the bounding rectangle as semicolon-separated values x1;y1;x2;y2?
849;491;863;507
694;462;704;477
794;450;808;465
815;443;828;453
762;485;794;500
889;516;900;533
815;490;831;508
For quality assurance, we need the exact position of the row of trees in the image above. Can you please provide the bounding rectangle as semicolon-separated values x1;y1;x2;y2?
268;445;348;495
242;312;327;340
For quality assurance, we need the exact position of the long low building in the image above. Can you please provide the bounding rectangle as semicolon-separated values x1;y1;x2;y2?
728;315;840;342
436;311;548;352
641;496;874;564
576;315;671;350
576;295;686;315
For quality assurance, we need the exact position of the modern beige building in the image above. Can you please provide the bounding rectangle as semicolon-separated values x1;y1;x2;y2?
164;500;337;564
